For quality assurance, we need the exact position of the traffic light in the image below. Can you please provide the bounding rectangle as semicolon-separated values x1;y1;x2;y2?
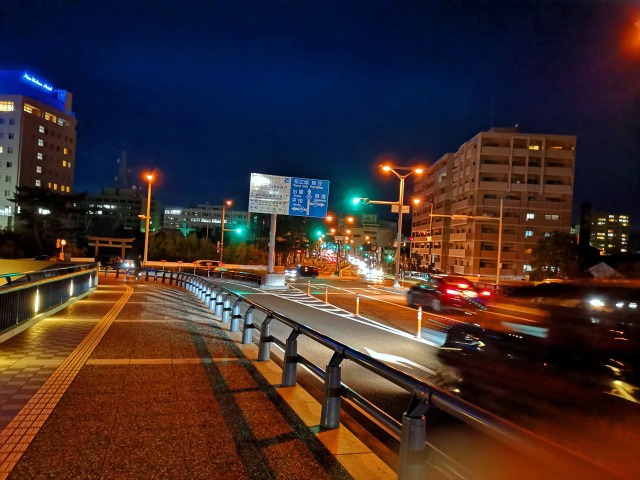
352;197;370;205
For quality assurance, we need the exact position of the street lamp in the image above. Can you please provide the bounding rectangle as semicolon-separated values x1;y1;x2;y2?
219;200;233;263
142;173;154;265
326;214;354;276
381;164;424;288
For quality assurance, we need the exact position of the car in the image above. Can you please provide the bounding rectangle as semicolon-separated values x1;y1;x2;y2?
33;254;60;262
285;265;319;278
109;257;133;269
193;260;221;268
438;282;640;403
406;275;491;313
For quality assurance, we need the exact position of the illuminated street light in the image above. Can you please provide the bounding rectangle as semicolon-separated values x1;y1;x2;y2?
380;164;424;288
220;200;233;263
142;173;154;265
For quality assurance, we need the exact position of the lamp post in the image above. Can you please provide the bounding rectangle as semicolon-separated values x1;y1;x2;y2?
219;200;233;263
326;214;354;276
381;165;424;288
142;173;153;265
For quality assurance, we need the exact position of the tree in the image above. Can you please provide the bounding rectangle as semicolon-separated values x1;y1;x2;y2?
530;231;580;280
9;187;87;256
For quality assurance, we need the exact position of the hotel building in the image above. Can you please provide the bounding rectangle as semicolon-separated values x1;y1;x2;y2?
0;71;76;229
411;127;576;281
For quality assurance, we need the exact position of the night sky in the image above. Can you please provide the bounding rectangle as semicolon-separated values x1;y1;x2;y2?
3;1;640;225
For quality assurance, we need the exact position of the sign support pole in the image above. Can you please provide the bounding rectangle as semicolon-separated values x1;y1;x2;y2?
268;214;277;274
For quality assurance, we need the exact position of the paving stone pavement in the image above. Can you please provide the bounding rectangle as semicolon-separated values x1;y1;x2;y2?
0;275;393;480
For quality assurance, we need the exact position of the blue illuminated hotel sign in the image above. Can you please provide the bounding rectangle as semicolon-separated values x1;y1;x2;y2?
22;72;54;92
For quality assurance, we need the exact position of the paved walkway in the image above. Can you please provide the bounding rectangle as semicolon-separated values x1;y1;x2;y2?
0;275;392;479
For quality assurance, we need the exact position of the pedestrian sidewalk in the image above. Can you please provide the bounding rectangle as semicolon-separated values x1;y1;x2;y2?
0;275;393;479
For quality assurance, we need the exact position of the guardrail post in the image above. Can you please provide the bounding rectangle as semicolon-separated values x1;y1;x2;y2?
398;391;429;480
416;306;422;338
355;293;360;316
282;329;300;386
115;267;121;279
242;306;254;344
230;300;243;332
258;314;273;361
153;270;158;283
145;270;150;282
214;292;224;317
104;266;109;277
320;352;344;429
221;295;232;323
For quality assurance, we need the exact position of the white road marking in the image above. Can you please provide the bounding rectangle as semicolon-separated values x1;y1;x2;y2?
364;348;437;375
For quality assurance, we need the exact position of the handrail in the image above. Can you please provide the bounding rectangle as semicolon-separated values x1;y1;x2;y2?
176;273;627;480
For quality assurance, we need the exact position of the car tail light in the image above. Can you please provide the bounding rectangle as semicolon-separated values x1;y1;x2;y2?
445;288;462;296
479;290;492;298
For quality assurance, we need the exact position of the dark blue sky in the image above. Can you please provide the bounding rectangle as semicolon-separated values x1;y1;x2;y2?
3;1;640;223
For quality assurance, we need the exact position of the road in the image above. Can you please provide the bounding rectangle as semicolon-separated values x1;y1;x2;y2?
211;272;638;480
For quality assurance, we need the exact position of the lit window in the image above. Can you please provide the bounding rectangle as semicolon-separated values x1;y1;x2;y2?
528;145;540;150
47;182;51;188
53;183;58;190
525;230;534;238
63;147;68;154
44;112;57;123
68;162;72;168
0;101;14;112
38;139;44;146
36;166;42;173
62;160;67;167
24;104;33;113
544;214;560;220
66;186;70;192
0;147;2;153
39;126;45;133
524;248;533;254
37;153;43;160
526;213;535;220
35;179;41;187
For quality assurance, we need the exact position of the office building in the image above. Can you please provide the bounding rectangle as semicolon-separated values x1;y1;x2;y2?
163;204;249;235
82;188;163;234
411;127;576;281
0;71;76;229
590;213;630;255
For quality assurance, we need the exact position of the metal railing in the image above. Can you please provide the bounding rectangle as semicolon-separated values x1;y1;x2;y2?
167;272;626;480
0;264;99;336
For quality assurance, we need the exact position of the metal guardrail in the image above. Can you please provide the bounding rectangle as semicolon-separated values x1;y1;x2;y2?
0;264;99;336
170;273;627;480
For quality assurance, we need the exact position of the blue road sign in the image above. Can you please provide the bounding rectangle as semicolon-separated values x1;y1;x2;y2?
249;173;330;218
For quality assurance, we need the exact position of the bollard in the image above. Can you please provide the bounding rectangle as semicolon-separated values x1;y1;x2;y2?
258;315;273;361
214;292;224;317
355;293;360;316
325;284;329;303
307;280;311;296
221;295;232;323
104;266;109;277
230;300;242;332
242;307;254;344
416;306;422;338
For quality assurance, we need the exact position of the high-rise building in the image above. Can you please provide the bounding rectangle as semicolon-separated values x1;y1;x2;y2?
0;71;76;229
411;127;576;281
590;213;630;255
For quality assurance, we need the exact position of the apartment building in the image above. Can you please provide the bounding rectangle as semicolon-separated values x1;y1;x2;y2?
0;71;76;229
590;213;630;255
83;188;163;233
411;127;576;281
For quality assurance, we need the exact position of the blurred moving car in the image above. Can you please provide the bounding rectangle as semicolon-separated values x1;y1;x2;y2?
33;254;60;262
285;265;319;278
406;275;491;313
109;257;133;269
193;260;221;268
439;281;640;402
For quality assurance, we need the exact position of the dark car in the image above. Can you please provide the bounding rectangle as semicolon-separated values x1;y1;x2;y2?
33;254;59;262
438;282;640;403
406;275;491;313
109;257;133;269
285;265;319;278
193;260;221;268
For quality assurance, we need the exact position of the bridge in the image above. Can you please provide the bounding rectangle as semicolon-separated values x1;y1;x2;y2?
0;264;628;480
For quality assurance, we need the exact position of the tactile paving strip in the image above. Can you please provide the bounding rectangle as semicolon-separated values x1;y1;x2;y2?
0;284;133;479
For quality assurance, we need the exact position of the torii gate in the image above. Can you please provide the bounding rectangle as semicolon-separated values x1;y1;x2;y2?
87;236;135;259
